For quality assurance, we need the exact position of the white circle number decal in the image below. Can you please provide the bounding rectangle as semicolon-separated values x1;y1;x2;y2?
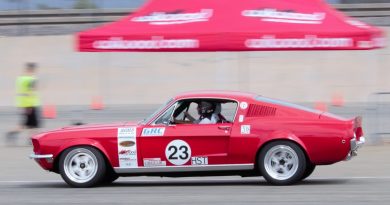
240;102;248;109
165;140;191;166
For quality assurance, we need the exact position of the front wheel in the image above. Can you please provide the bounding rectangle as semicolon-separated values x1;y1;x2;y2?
258;141;306;185
59;146;107;188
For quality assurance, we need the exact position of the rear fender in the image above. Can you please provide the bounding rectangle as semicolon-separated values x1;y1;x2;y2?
257;130;311;162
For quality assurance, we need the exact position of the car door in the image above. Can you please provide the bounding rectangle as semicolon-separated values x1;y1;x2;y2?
139;100;233;168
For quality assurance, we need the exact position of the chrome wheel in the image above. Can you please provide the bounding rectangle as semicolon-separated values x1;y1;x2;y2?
63;148;98;183
264;145;299;181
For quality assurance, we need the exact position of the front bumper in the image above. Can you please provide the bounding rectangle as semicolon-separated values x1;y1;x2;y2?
30;153;54;170
345;136;365;161
29;154;53;159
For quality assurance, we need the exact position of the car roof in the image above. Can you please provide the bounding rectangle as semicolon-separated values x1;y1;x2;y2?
174;90;257;101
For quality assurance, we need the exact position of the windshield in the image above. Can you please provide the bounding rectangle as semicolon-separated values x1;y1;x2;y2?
139;98;174;125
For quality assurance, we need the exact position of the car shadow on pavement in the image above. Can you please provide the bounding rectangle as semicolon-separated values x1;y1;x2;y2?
104;178;350;187
19;178;350;188
297;179;350;185
19;182;69;188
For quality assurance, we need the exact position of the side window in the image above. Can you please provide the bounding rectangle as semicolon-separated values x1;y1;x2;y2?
174;102;199;122
186;102;200;120
220;102;238;122
153;99;238;125
153;103;176;125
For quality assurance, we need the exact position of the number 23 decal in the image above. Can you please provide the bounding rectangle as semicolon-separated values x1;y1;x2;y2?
165;140;191;165
168;145;189;160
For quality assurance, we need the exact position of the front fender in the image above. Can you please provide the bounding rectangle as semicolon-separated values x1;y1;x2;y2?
54;138;114;167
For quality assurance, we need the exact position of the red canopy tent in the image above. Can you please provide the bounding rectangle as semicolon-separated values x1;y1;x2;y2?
77;0;385;52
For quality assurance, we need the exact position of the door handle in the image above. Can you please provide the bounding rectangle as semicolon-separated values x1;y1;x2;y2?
218;126;230;131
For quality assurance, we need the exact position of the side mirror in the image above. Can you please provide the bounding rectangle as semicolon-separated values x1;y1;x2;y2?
162;117;176;126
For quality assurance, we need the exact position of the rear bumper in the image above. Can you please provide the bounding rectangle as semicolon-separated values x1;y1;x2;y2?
345;137;365;161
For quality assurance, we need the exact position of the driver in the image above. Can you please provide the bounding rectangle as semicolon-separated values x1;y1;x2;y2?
185;101;219;124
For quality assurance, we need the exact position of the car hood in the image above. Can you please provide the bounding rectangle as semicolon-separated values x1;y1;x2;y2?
61;121;138;131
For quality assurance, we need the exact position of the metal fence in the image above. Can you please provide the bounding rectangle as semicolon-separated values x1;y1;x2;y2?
0;0;146;10
1;0;390;11
1;3;390;26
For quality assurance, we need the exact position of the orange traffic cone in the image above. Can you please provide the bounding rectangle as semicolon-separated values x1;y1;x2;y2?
91;96;104;110
331;93;345;107
42;105;57;119
314;102;328;112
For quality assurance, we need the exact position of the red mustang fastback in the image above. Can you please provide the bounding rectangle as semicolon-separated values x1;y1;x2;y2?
30;91;365;187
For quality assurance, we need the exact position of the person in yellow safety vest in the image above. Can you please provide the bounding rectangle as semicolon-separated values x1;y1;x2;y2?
6;62;41;145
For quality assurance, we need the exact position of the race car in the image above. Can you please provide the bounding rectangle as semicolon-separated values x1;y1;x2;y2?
30;91;365;187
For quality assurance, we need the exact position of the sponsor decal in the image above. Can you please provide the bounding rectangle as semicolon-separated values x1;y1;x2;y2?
118;127;138;168
191;157;208;165
142;127;165;136
242;8;325;24
358;38;386;49
240;102;248;109
241;125;251;134
165;140;191;166
118;150;137;155
93;37;199;50
246;35;353;49
357;41;373;49
143;158;166;167
132;9;213;25
118;127;136;138
239;115;244;123
373;37;386;48
119;140;135;147
118;158;137;168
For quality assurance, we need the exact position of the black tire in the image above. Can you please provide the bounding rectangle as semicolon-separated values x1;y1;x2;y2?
301;163;316;180
59;146;107;188
258;141;306;185
101;168;119;185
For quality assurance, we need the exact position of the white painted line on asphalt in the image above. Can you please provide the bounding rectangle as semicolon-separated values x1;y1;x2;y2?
1;176;390;184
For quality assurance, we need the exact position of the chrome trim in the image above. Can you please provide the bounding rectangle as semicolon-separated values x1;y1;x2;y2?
29;154;53;159
345;136;365;161
114;164;254;174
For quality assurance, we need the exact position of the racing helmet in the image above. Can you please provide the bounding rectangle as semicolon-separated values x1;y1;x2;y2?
197;101;215;115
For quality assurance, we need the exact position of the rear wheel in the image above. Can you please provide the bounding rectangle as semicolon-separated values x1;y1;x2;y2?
301;163;316;180
258;141;306;185
59;146;106;188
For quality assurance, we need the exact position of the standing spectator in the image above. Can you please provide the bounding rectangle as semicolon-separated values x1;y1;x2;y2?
5;62;41;145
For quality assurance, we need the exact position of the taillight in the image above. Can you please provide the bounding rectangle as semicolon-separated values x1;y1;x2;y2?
354;116;363;140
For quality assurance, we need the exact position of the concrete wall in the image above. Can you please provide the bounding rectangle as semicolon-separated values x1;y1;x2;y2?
0;28;389;106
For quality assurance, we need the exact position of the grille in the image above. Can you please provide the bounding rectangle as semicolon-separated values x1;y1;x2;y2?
246;104;277;117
